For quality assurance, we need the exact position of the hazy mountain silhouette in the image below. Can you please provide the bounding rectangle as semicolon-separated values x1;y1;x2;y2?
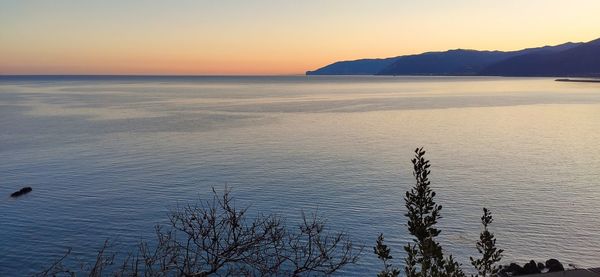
479;39;600;77
376;49;515;76
305;57;402;75
378;43;581;76
305;40;597;77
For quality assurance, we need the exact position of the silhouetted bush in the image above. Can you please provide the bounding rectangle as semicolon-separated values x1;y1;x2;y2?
38;188;360;276
470;208;503;276
375;148;505;277
374;233;400;277
402;148;465;277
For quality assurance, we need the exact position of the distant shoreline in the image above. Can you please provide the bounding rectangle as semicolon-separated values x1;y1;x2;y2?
555;78;600;83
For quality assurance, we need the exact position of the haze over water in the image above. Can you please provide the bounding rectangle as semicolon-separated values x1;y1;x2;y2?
1;76;599;275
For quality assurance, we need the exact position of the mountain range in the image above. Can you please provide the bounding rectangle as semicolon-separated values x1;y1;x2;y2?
306;38;600;77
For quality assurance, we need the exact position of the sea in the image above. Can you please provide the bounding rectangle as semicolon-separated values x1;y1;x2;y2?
1;76;599;276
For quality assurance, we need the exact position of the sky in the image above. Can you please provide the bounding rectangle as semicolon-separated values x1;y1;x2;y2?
1;0;600;75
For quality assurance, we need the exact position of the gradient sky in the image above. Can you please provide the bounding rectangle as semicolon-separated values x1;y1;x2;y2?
1;0;600;75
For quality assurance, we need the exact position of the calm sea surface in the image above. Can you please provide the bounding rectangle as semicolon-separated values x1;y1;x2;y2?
1;76;599;275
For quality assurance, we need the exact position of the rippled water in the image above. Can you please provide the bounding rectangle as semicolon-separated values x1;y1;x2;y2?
1;76;599;276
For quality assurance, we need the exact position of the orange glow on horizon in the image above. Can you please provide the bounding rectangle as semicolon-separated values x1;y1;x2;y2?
2;0;600;75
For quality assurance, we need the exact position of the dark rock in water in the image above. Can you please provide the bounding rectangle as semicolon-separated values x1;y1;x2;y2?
524;260;541;274
537;262;545;270
501;259;564;276
10;187;32;197
548;263;565;272
546;259;559;267
546;259;564;272
503;263;525;275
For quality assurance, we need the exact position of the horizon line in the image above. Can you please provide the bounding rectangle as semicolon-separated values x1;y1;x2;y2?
0;74;310;77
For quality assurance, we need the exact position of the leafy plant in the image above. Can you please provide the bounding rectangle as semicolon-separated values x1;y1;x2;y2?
374;233;400;277
470;208;503;276
403;147;465;277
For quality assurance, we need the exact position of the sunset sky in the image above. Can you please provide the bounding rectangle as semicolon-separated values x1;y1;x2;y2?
2;0;600;75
